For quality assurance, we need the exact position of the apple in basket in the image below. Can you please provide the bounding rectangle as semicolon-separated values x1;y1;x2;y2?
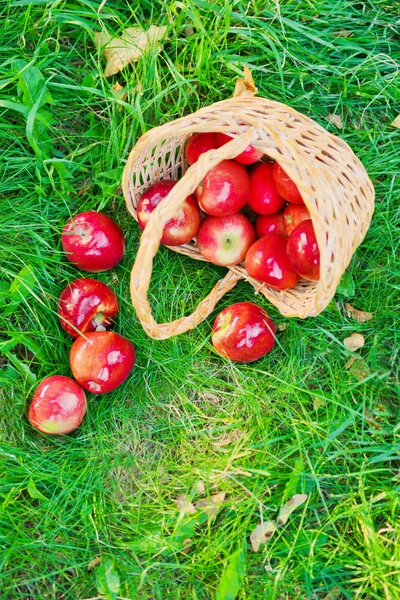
197;213;255;267
286;219;320;281
212;301;276;363
283;204;311;236
195;160;250;216
70;331;136;395
255;212;287;239
216;132;263;165
185;132;219;165
58;278;119;338
248;162;286;215
245;233;300;290
28;375;87;435
137;180;200;246
272;163;304;205
62;211;125;272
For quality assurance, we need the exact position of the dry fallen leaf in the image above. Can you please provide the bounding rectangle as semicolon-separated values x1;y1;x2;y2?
233;65;258;98
250;521;277;552
196;481;205;495
176;494;196;515
213;429;242;449
345;356;368;380
87;556;101;570
277;494;308;526
391;115;400;128
94;25;167;77
277;322;287;331
344;303;373;323
194;492;226;520
343;332;365;351
326;114;343;129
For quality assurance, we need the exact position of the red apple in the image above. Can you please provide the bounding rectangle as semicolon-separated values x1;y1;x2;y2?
286;219;320;281
283;204;311;236
212;301;276;363
137;180;200;246
58;278;119;338
248;162;285;215
70;331;135;394
216;132;263;165
255;212;287;238
245;233;300;290
185;132;219;165
197;213;255;266
62;211;125;272
28;375;86;435
272;163;304;205
195;160;250;217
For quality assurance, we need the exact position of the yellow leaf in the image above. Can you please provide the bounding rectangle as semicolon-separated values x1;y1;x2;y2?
94;25;167;77
326;114;343;129
343;332;365;351
313;397;325;410
344;303;373;323
391;115;400;128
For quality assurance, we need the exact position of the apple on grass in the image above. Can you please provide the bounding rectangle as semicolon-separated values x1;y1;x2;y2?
286;219;320;281
245;233;300;290
216;132;263;165
185;132;219;165
195;159;250;217
58;278;119;338
137;180;200;246
28;375;86;435
255;212;287;239
197;213;255;267
70;331;136;394
248;162;286;215
272;163;304;205
62;211;125;272
212;301;276;363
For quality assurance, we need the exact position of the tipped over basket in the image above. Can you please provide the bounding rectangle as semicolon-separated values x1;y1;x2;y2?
122;69;375;340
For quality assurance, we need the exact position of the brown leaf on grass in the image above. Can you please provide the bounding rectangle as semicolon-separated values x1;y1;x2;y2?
176;494;196;515
87;556;101;570
213;429;242;449
344;303;373;323
277;322;288;331
326;114;343;129
345;356;368;380
196;481;205;495
390;115;400;128
343;332;365;351
250;521;277;552
233;65;258;98
94;25;167;77
277;494;308;526
333;30;352;37
194;492;226;520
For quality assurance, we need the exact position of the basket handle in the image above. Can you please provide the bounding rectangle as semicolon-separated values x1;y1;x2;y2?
130;128;257;339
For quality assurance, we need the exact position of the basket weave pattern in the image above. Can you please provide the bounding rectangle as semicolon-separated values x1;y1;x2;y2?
122;95;374;340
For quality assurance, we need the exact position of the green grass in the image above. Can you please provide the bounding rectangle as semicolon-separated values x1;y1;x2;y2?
1;0;399;598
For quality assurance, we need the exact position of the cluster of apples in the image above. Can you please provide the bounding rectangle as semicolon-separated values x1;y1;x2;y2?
135;131;321;364
28;212;135;436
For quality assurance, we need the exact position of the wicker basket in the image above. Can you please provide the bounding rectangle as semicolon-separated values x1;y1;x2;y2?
122;69;375;340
